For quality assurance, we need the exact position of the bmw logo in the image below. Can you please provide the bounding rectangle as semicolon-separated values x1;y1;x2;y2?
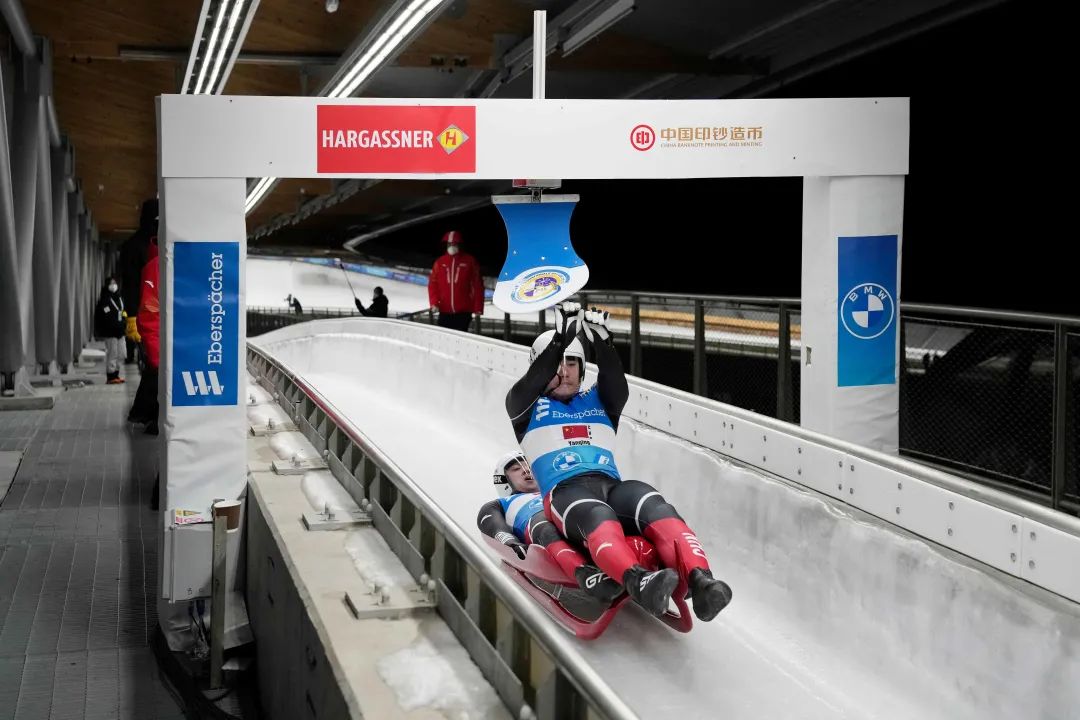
553;451;582;471
840;283;895;340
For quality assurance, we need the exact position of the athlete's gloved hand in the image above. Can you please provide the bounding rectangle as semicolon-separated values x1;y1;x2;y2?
581;307;611;342
125;316;141;343
555;301;581;337
496;532;528;560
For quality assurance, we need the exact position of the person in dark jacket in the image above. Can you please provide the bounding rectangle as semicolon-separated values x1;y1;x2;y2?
354;286;389;318
118;199;157;363
94;277;127;384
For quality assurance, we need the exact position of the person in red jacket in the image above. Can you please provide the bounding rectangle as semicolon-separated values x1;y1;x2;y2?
137;238;160;370
130;237;160;435
428;230;484;332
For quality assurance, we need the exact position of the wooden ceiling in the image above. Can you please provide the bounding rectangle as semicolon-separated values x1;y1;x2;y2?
13;0;983;248
14;0;783;245
22;0;202;235
16;0;551;237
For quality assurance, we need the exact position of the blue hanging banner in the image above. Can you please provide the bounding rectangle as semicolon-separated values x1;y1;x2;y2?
492;196;589;314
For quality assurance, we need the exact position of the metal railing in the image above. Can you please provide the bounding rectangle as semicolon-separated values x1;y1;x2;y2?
246;295;1079;515
247;305;419;337
246;344;636;720
470;292;1080;515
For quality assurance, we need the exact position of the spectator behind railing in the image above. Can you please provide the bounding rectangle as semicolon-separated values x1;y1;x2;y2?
354;286;388;318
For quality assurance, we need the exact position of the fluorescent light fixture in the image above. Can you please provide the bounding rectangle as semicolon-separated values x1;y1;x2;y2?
181;0;213;94
245;176;277;214
183;0;260;94
327;0;445;98
205;0;248;94
193;0;233;94
562;0;635;56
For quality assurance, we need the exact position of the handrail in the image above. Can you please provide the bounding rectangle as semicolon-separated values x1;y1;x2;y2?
247;305;418;320
249;295;1080;330
581;290;1080;328
247;339;639;720
629;371;1080;538
899;302;1080;328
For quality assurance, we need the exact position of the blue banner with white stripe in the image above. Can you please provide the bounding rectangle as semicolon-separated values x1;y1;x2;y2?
172;242;239;406
837;235;898;387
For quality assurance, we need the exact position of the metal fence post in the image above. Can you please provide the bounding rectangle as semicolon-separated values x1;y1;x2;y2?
503;312;511;342
898;314;907;442
210;510;228;688
630;295;641;376
693;299;705;396
777;302;792;422
538;309;547;333
1052;323;1068;511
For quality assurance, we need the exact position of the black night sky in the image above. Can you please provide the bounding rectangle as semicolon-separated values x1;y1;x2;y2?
360;2;1068;315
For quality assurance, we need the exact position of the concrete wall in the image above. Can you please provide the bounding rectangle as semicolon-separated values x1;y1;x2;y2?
246;486;354;720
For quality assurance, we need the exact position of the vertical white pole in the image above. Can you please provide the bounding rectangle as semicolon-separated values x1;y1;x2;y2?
532;11;546;100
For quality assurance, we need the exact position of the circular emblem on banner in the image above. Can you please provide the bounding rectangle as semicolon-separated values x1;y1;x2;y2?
553;451;582;472
512;269;570;304
840;283;895;339
630;124;655;151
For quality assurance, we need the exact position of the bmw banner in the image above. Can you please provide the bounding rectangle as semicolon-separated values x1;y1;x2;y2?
171;241;239;406
837;234;898;387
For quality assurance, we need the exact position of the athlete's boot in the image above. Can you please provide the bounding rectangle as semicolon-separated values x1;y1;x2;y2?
574;565;624;604
688;568;733;621
623;566;679;617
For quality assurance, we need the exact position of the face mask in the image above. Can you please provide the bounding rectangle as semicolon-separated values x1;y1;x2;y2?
108;284;118;293
447;245;459;256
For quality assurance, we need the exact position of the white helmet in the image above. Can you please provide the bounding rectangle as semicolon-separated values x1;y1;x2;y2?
529;329;585;366
493;451;529;497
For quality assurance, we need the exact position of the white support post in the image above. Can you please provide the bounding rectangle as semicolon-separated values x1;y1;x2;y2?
532;11;546;100
158;176;247;639
64;189;79;364
11;51;43;388
32;92;57;371
800;176;905;452
51;141;72;370
0;54;24;378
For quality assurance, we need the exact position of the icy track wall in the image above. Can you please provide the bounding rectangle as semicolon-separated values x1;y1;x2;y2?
251;319;1080;720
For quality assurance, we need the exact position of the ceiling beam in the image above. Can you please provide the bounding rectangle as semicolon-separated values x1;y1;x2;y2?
705;0;1007;100
118;46;341;67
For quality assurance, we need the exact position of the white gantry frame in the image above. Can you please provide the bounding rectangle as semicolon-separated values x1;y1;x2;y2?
155;94;910;602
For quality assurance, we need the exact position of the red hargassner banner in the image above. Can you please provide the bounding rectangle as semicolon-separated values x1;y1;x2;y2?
317;105;476;173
